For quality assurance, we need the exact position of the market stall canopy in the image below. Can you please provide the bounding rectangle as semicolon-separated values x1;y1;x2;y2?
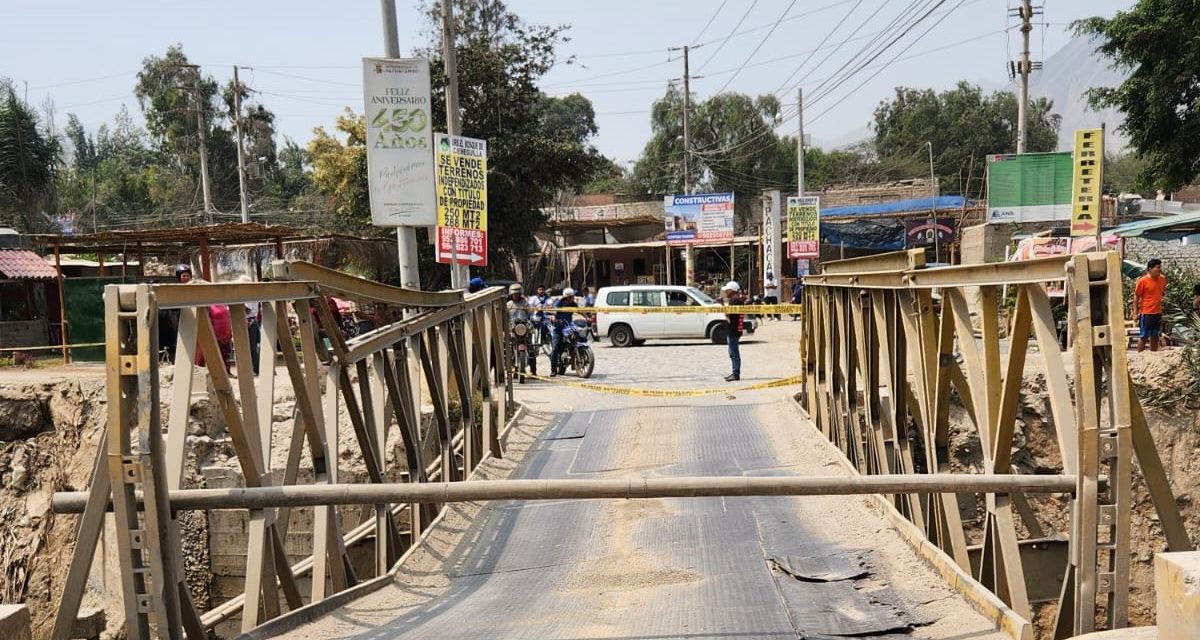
0;250;59;279
1108;209;1200;239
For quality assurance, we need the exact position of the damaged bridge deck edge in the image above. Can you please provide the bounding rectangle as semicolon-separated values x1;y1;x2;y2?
788;393;1034;640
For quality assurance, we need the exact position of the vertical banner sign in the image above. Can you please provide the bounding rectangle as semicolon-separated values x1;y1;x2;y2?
362;58;435;226
1070;128;1104;237
663;193;735;245
787;195;820;258
434;134;488;266
762;190;782;282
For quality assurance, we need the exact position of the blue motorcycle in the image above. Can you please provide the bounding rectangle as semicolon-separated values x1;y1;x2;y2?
555;319;595;378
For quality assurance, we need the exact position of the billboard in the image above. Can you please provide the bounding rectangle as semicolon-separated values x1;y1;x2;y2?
434;134;488;266
904;217;955;248
986;152;1073;224
786;195;820;258
1070;128;1104;237
663;192;735;245
363;57;436;226
763;190;781;281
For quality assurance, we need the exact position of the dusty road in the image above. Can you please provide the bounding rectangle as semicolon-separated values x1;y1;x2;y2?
276;320;1006;639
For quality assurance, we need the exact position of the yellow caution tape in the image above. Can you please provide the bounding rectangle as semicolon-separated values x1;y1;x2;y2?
552;304;806;314
520;373;802;397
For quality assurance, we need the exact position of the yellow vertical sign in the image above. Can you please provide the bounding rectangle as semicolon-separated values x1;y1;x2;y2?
1070;128;1104;237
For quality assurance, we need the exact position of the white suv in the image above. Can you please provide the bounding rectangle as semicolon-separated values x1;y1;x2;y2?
595;285;737;347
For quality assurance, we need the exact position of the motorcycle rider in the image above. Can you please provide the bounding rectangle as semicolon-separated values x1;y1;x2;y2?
506;283;536;375
549;287;577;376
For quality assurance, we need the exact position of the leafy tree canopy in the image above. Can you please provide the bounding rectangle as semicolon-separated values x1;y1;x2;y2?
1076;3;1200;191
873;81;1060;195
0;79;58;231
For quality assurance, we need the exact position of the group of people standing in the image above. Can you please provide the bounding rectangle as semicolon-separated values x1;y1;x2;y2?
160;264;263;376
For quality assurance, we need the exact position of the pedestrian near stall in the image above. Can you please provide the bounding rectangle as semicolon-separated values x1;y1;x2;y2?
1133;258;1166;353
764;273;781;320
721;281;746;382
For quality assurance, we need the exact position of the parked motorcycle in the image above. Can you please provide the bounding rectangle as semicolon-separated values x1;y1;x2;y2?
510;319;536;383
555;319;595;378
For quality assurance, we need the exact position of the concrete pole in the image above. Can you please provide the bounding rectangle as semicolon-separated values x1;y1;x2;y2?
232;66;251;224
797;88;805;196
682;46;691;196
928;141;938;263
193;67;214;223
442;0;470;289
381;0;421;291
1016;0;1032;154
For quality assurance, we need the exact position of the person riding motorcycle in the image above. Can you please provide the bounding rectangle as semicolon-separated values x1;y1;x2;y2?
506;283;536;376
549;287;576;376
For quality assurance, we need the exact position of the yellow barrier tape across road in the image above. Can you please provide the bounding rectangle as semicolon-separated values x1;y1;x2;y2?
583;304;806;314
521;373;802;397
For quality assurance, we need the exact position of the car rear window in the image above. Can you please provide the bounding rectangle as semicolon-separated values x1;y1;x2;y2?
606;291;629;306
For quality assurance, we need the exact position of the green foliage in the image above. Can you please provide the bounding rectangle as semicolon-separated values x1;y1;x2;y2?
873;81;1060;195
0;79;58;231
306;110;368;224
1076;4;1200;191
421;0;608;271
1105;152;1149;194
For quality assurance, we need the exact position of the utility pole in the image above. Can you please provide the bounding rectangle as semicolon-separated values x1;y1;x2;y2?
927;141;939;263
682;45;691;196
797;88;805;196
380;0;420;291
442;0;469;288
1015;0;1034;154
232;66;251;223
189;66;215;223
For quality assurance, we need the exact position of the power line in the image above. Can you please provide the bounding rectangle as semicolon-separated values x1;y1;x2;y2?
714;0;799;94
692;0;728;45
695;0;760;73
771;0;871;95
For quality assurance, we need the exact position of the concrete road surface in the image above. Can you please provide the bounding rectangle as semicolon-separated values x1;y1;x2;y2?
275;320;1007;640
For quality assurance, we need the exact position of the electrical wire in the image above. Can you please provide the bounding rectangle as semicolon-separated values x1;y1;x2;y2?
695;0;761;73
714;0;799;94
692;0;728;45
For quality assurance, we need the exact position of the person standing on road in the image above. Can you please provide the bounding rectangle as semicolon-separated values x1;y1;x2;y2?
550;288;577;376
790;278;804;321
238;275;262;376
1133;258;1167;353
721;281;746;382
764;273;781;320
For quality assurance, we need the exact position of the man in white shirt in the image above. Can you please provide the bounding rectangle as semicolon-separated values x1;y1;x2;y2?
763;273;781;321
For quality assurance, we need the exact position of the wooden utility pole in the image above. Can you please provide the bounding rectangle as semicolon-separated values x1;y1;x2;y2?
232;66;251;223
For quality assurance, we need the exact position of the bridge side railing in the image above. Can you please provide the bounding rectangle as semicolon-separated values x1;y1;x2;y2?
49;261;514;640
799;249;1191;639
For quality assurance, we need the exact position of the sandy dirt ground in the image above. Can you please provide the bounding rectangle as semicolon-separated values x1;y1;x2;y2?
274;320;1007;640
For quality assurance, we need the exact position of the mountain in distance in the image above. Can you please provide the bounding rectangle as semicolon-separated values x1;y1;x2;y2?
815;35;1131;153
1023;34;1129;152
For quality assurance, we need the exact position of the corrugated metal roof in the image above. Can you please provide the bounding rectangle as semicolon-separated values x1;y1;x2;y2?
0;250;59;279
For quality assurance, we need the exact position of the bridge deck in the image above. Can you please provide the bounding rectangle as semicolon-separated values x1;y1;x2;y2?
273;323;1006;640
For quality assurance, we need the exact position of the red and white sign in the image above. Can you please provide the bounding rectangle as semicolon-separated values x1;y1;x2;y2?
436;227;488;267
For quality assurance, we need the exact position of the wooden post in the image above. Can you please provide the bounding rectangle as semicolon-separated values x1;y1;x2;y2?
97;251;106;277
275;237;284;260
135;242;144;278
199;237;212;281
121;252;128;278
54;242;67;365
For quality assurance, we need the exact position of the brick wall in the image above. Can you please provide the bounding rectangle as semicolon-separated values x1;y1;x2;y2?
1125;237;1200;272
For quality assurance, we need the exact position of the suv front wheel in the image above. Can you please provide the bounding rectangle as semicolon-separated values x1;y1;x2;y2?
709;322;729;344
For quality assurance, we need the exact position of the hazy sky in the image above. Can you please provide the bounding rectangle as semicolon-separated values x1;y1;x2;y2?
4;1;1132;164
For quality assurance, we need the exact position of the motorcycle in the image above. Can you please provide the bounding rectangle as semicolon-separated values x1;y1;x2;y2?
554;319;595;378
530;310;552;358
510;319;536;383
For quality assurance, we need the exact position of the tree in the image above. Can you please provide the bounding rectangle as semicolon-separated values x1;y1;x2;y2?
1076;4;1200;191
872;82;1060;194
0;79;58;231
306;109;368;224
420;0;607;272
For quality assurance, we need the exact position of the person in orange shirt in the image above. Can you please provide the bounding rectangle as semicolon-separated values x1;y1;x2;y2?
1132;258;1166;352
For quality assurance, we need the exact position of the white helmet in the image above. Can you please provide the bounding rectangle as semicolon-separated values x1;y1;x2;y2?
721;281;741;292
562;287;576;297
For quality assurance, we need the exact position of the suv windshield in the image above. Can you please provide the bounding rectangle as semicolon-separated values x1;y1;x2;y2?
687;288;716;305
